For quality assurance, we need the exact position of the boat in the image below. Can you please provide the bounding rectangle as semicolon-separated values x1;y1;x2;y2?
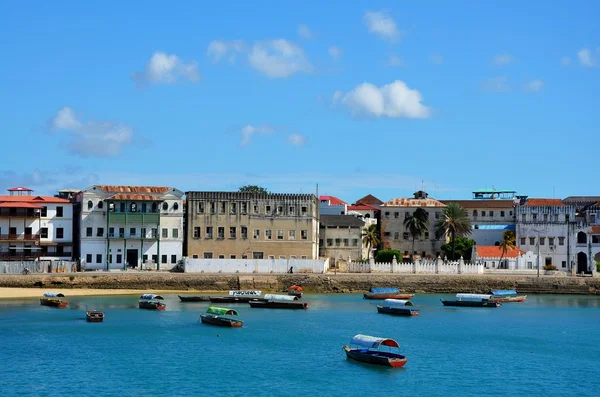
248;294;308;310
200;306;243;328
490;289;527;303
86;310;104;322
363;287;414;300
40;292;68;308
178;295;211;302
376;299;419;316
209;290;263;303
287;285;303;298
342;334;408;368
138;294;166;310
441;293;501;308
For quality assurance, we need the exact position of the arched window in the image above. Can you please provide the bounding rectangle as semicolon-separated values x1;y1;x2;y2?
109;202;115;212
173;203;179;211
577;231;587;244
98;201;104;209
162;202;169;211
119;202;126;213
87;200;93;210
130;202;137;212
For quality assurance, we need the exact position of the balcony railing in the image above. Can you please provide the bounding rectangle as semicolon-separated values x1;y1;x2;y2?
0;234;41;241
108;233;159;239
0;210;41;218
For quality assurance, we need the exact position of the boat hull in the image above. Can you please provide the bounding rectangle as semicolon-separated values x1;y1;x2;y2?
343;346;407;368
363;293;414;300
200;314;243;328
491;295;527;303
441;300;500;308
178;295;211;302
248;300;308;309
40;298;68;308
210;296;262;303
86;311;104;322
377;306;419;316
288;291;303;298
139;301;166;310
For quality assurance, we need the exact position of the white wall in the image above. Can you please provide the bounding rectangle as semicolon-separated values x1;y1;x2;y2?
184;257;328;273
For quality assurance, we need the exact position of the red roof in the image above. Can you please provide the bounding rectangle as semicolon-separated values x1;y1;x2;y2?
476;246;524;258
0;202;44;209
7;187;33;192
355;194;383;206
96;185;172;194
109;193;163;201
440;199;515;209
591;226;600;234
524;198;566;207
319;195;347;205
0;196;70;204
383;197;446;207
348;203;379;211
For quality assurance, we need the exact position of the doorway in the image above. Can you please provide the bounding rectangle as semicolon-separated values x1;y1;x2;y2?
126;249;138;269
577;252;588;274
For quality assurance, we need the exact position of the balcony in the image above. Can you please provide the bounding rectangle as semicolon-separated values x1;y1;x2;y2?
0;252;39;260
108;233;158;239
108;212;160;225
0;209;41;218
0;234;41;241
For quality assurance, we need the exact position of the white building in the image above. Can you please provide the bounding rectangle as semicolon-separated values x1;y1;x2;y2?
563;196;600;274
75;185;184;270
319;195;347;215
319;215;365;265
0;187;73;261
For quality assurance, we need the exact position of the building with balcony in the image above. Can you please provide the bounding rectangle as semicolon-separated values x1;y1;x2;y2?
319;215;364;265
0;187;73;261
75;185;184;270
185;191;319;260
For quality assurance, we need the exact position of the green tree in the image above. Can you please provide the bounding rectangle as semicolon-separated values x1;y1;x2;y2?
441;237;475;260
497;230;516;267
375;249;403;263
435;202;472;260
403;207;430;260
238;185;269;194
362;224;380;259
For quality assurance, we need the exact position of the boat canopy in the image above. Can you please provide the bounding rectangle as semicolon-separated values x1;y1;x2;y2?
369;287;399;294
350;334;400;349
288;285;303;291
206;307;239;316
383;299;413;306
140;294;164;300
228;290;262;297
456;293;492;301
264;294;298;301
490;289;517;296
43;292;65;298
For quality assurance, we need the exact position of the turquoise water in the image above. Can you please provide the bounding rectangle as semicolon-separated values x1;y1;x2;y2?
1;293;600;397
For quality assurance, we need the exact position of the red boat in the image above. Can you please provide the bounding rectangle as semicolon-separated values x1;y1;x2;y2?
343;334;408;368
138;294;166;310
40;292;68;308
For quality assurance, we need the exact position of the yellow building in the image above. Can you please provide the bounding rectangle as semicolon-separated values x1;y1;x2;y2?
185;192;319;259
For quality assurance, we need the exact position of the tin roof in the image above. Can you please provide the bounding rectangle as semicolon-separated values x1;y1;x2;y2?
476;246;524;258
96;185;172;194
108;193;163;201
440;199;515;209
591;226;600;234
523;198;566;207
383;197;446;207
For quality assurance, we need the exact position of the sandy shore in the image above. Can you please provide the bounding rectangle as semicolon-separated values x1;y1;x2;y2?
0;288;209;299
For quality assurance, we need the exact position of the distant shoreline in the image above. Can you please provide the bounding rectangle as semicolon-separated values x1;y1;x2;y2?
0;272;598;298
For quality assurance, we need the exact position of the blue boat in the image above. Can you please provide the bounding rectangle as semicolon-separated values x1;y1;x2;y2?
490;289;527;302
377;299;419;316
363;287;414;300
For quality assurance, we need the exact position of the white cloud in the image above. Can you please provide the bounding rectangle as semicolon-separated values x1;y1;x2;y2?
561;56;571;67
297;24;314;40
131;51;200;87
328;46;343;60
333;80;431;119
48;107;141;157
248;39;312;78
288;133;307;146
482;76;510;92
240;124;274;146
364;10;401;41
578;48;595;67
430;54;443;64
206;40;246;62
388;55;404;67
524;79;544;93
492;53;514;66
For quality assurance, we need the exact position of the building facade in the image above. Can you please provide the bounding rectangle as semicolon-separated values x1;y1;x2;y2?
75;185;184;270
319;195;347;215
0;187;73;261
563;196;600;273
186;192;319;260
319;215;364;264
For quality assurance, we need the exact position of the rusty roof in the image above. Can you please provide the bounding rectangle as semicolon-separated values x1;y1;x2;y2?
524;198;566;207
591;226;600;234
108;193;163;201
355;194;383;206
96;185;172;194
476;246;524;258
440;200;515;209
383;197;446;207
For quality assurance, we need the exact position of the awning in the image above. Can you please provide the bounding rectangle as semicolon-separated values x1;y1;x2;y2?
350;334;400;349
264;294;298;301
456;293;492;300
383;299;413;306
490;289;517;296
43;292;65;298
139;294;164;300
369;287;399;293
206;307;239;316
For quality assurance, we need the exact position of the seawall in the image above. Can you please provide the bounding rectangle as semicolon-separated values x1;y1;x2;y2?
0;273;599;295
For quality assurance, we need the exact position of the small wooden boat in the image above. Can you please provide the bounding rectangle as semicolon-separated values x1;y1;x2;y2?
490;290;527;303
287;285;303;298
40;292;68;308
441;293;501;308
138;294;166;310
342;334;408;368
248;294;308;310
363;287;414;300
209;290;263;303
86;310;104;322
200;307;243;328
178;295;211;302
377;299;419;316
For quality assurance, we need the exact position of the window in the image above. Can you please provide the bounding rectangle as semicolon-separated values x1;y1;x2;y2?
473;210;478;217
522;214;526;222
56;228;64;239
41;206;47;217
109;255;113;264
562;261;567;268
210;202;215;214
97;227;104;237
117;254;122;264
352;239;358;246
301;206;307;215
86;227;93;237
119;227;125;238
593;235;600;244
265;205;272;214
219;202;226;214
424;232;429;239
394;212;399;219
319;239;323;247
109;227;114;237
539;237;545;245
193;227;200;239
277;206;283;215
56;206;63;217
130;228;136;237
527;261;533;269
481;211;486;216
545;257;552;266
591;214;597;223
343;238;349;247
554;214;559;222
173;203;179;211
230;227;236;239
86;254;92;263
543;214;548;222
87;200;93;210
98;201;104;209
198;202;205;213
217;227;225;239
277;230;284;240
162;202;168;211
403;232;410;240
253;205;259;214
192;255;199;259
529;237;535;245
435;212;440;219
301;230;308;240
268;255;275;260
151;255;156;263
520;237;526;245
231;203;237;214
231;255;236;259
327;239;333;246
218;254;225;259
130;202;137;212
532;214;537;222
143;255;148;263
489;211;494;217
500;211;505;217
253;229;260;239
161;255;167;264
265;230;272;240
549;237;555;246
394;232;399;240
289;230;296;240
242;254;248;259
141;228;147;238
162;228;168;238
558;237;565;245
301;256;307;259
109;202;115;212
241;202;247;214
120;203;125;212
96;254;102;264
565;214;570;222
290;255;297;259
384;211;390;218
241;226;248;239
40;228;48;238
172;228;178;238
288;206;295;215
206;227;213;239
151;228;158;238
279;255;286;259
335;238;341;246
171;255;177;264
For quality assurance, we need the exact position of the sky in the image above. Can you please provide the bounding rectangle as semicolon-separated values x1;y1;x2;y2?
0;1;599;203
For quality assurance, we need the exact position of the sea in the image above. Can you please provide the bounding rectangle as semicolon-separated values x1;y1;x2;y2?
1;293;599;397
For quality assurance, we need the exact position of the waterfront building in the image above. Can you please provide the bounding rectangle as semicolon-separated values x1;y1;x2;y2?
563;196;600;273
318;215;364;266
472;245;528;269
319;195;347;215
380;190;446;259
0;187;73;261
185;191;319;260
75;185;184;270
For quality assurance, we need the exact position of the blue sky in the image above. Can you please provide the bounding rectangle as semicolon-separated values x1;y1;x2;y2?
0;1;598;203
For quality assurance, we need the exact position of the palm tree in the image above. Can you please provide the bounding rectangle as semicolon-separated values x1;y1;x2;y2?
434;202;472;260
403;208;430;260
497;230;516;268
362;224;380;260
